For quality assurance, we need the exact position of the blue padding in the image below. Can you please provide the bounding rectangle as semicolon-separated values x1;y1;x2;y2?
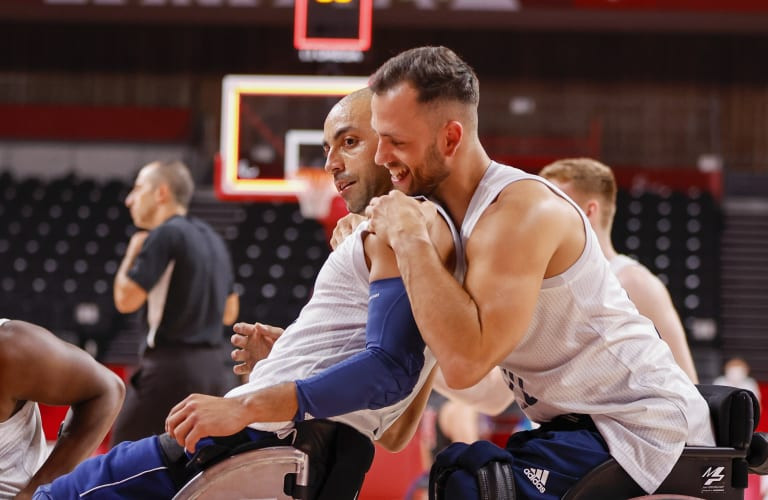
295;277;425;420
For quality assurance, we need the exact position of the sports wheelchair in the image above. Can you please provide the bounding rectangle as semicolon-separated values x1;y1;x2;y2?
565;384;767;499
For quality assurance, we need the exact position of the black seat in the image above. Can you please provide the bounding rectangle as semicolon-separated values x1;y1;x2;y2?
564;384;768;500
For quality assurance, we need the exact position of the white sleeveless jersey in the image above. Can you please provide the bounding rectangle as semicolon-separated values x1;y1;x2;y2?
460;163;714;493
226;204;464;441
0;318;49;497
610;253;641;276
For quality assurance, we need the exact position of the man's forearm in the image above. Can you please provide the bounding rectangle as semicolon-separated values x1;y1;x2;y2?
113;231;149;312
113;246;147;313
241;382;300;423
293;278;425;420
167;384;300;452
379;367;437;452
391;236;483;388
25;391;123;492
116;232;144;283
113;259;134;301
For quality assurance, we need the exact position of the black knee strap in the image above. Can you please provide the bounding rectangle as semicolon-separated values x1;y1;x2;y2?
157;433;195;489
186;429;290;476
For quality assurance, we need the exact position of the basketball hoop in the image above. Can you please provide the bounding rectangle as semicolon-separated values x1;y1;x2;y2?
296;168;337;220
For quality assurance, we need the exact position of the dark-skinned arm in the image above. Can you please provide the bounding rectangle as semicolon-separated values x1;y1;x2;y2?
0;320;125;498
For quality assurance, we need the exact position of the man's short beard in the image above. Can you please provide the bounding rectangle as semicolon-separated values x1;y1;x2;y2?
415;143;449;196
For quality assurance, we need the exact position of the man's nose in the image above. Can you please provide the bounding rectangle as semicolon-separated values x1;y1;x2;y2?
374;140;390;166
324;150;343;174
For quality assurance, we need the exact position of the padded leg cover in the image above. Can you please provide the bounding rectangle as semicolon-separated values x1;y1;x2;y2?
429;441;516;500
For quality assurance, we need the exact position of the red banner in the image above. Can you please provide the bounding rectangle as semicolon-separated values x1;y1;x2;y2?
0;105;190;142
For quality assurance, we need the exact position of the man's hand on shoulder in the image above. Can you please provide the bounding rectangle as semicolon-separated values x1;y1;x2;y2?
330;213;366;250
365;191;430;253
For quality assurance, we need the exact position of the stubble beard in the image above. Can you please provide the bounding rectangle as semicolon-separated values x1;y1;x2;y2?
410;143;450;197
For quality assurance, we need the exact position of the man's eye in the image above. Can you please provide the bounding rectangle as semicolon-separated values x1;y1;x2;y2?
344;137;358;147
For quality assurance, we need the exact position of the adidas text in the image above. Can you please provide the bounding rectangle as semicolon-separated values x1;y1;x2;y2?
523;467;549;494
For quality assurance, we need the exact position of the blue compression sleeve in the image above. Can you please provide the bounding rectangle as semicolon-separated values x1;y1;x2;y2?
294;277;425;420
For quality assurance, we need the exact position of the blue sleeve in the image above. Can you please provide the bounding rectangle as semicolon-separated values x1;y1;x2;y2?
294;277;425;420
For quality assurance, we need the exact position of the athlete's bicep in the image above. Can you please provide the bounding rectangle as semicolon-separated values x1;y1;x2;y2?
464;193;564;362
424;205;456;274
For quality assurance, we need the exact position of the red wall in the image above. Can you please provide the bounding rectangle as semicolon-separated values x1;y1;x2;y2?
0;105;190;142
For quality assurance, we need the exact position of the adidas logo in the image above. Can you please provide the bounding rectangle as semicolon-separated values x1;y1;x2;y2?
523;467;549;494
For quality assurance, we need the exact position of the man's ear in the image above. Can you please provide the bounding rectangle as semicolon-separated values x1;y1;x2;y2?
584;199;600;219
443;120;463;158
154;182;171;204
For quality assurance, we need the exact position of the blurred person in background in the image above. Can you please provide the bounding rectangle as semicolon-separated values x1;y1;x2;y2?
110;160;239;445
714;357;761;404
539;157;699;383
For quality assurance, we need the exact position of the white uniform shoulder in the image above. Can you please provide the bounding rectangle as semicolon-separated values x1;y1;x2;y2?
609;254;641;275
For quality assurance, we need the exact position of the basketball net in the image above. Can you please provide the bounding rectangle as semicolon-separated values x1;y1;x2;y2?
296;168;337;220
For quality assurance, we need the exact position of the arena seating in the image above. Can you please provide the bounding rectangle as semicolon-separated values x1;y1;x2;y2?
612;184;721;360
0;174;130;353
228;201;330;329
